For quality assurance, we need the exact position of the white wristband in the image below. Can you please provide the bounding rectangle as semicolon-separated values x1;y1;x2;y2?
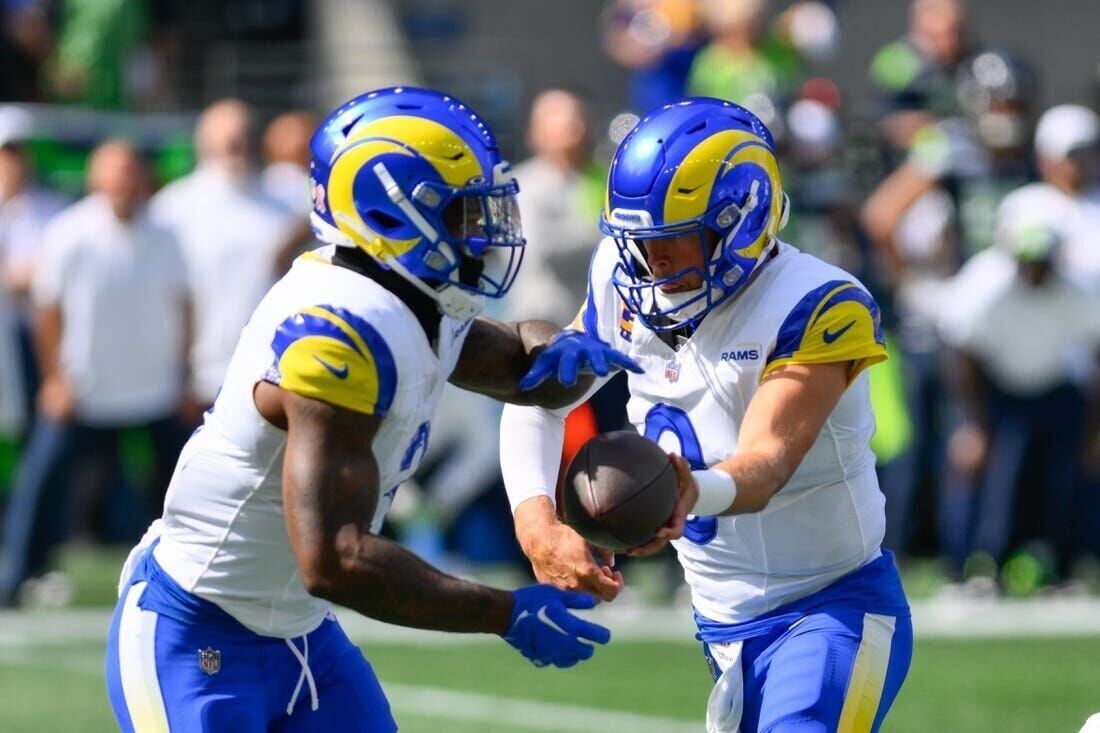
691;469;737;516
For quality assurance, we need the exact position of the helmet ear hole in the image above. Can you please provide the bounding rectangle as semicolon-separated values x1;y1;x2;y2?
366;208;404;232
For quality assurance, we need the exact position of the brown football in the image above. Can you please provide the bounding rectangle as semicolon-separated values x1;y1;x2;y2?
561;430;678;552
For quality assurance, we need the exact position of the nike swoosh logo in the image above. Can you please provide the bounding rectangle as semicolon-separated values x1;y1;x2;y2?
314;355;349;379
823;321;855;344
536;605;567;635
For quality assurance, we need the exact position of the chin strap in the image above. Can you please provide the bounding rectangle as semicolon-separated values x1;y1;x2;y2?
331;210;484;321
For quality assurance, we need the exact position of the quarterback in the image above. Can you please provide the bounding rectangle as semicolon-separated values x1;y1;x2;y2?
105;87;638;732
501;99;912;732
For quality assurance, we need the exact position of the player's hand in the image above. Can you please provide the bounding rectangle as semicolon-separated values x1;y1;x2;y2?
948;422;987;479
37;373;74;422
627;454;698;557
515;498;623;602
501;584;611;668
519;329;642;390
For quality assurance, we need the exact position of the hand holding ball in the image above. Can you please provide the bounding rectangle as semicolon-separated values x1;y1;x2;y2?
560;431;679;552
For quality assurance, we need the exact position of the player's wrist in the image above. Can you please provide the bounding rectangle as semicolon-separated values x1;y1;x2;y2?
494;590;519;636
691;468;736;516
514;496;560;550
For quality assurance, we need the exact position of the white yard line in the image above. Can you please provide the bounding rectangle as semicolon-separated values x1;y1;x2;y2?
384;683;699;733
5;598;1100;650
0;647;699;733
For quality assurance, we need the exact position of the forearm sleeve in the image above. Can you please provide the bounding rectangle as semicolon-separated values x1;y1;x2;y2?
499;376;608;513
500;403;567;513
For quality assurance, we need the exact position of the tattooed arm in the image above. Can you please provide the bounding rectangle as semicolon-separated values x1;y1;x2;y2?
256;382;514;633
448;317;598;408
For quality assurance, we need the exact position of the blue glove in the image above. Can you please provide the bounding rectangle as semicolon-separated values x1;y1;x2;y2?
501;584;611;668
519;329;642;391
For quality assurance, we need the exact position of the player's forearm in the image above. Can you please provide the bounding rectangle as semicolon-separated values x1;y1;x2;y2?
712;449;794;515
281;393;514;634
33;305;62;377
306;527;514;634
950;350;988;426
500;402;568;512
449;317;594;408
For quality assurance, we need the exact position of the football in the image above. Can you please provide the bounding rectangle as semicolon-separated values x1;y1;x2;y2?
561;430;679;552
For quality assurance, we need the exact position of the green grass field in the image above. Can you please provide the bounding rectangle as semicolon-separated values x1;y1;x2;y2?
1;548;1098;731
2;632;1098;732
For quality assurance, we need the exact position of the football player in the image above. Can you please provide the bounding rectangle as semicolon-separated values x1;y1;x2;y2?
105;87;639;733
501;98;913;732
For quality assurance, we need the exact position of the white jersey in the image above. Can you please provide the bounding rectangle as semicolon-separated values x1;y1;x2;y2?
150;246;470;637
514;239;889;625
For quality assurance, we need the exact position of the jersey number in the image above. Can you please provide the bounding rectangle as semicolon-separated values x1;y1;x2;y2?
643;404;718;545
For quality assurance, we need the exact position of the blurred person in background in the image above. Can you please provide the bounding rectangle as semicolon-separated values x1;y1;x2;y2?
260;109;321;274
150;99;295;420
937;218;1100;593
686;0;800;127
603;0;705;115
0;104;67;422
46;0;152;109
0;254;20;443
510;88;603;326
0;106;67;425
870;0;968;135
858;51;1038;554
997;104;1100;294
0;140;191;607
860;50;1038;556
0;0;54;102
261;109;318;216
780;84;864;275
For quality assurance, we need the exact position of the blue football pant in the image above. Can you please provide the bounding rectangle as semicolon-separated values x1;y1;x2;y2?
105;582;397;732
703;609;913;732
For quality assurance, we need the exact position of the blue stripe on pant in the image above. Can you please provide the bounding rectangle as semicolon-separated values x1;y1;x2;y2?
703;608;913;732
105;556;397;732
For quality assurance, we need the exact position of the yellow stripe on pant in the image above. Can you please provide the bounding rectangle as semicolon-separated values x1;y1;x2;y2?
837;613;897;732
118;582;172;732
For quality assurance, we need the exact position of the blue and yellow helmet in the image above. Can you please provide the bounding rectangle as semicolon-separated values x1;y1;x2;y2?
601;98;788;331
310;87;524;319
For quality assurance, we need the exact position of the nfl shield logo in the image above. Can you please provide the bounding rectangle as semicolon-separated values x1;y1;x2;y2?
198;647;221;675
664;359;681;383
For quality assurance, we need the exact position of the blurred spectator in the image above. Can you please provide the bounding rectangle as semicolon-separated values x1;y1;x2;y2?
781;91;864;275
0;0;54;102
0;258;20;439
261;110;319;274
870;0;968;120
261;110;317;216
860;51;1039;557
46;0;151;109
686;0;802;127
509;88;603;326
150;99;295;412
602;0;704;115
0;140;191;606
998;105;1100;293
949;49;1038;257
937;219;1100;590
0;107;68;423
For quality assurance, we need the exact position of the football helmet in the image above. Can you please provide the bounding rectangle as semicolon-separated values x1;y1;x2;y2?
600;98;788;332
310;87;524;319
